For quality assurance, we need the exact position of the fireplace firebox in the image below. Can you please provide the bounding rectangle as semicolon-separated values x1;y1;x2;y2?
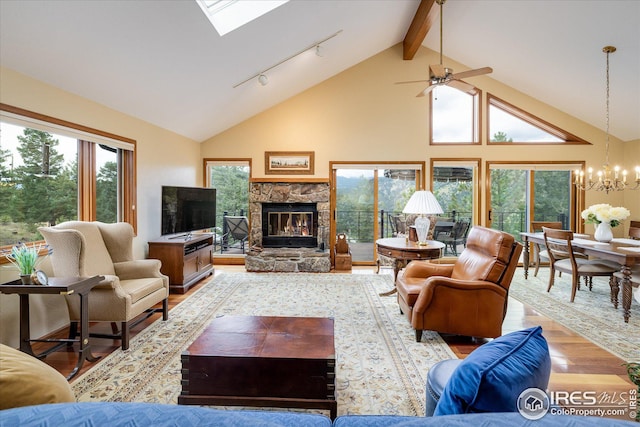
262;203;318;248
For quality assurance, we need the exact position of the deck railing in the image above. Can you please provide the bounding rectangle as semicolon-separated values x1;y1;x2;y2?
336;209;568;243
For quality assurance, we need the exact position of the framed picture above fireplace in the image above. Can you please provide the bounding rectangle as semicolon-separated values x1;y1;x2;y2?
265;151;314;175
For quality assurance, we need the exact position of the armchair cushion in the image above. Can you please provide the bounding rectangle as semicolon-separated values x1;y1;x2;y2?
434;326;551;415
451;227;514;283
122;278;166;304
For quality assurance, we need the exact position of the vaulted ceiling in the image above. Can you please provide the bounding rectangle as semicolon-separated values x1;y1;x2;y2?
1;0;638;142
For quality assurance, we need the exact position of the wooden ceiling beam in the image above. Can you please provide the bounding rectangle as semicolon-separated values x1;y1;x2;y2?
402;0;439;60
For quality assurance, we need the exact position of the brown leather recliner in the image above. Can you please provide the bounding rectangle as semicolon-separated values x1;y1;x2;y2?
396;226;523;342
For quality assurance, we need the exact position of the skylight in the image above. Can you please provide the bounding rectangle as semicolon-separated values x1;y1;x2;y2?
195;0;288;36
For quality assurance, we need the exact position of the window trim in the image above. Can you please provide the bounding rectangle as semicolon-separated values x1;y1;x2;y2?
487;95;590;145
0;103;137;232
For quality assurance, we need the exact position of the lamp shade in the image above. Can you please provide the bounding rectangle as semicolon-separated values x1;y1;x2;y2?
402;191;443;215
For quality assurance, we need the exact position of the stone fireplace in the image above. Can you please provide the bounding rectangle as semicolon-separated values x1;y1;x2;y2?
246;181;330;273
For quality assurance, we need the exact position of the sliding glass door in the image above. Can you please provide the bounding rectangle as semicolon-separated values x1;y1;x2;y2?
431;159;480;225
331;163;423;264
487;163;580;241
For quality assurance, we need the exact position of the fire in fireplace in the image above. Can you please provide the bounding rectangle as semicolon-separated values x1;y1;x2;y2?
262;202;318;248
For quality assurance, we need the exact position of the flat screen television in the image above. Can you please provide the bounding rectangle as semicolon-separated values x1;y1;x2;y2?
161;186;216;236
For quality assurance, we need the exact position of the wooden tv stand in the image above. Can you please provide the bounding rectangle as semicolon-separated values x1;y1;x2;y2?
148;233;214;294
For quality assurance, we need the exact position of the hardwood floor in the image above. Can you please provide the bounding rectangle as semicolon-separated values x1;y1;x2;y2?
33;265;635;421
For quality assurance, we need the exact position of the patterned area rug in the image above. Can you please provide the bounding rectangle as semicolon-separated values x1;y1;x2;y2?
71;272;457;417
509;268;639;362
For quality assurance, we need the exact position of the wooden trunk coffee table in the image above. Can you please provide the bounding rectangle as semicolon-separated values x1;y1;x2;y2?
178;315;337;419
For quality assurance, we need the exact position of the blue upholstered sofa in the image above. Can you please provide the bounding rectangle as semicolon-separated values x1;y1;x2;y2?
1;402;635;426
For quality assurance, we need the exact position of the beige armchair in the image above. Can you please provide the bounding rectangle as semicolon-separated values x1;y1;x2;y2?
38;221;169;350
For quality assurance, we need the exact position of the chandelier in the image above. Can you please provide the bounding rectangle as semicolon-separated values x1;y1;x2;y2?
574;46;640;194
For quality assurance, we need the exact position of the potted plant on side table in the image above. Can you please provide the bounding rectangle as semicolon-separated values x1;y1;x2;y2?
4;242;51;284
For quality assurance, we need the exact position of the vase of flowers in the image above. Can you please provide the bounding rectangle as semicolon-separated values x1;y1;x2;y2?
4;242;51;284
581;204;631;243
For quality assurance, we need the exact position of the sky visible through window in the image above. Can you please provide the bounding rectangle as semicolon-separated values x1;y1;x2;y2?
0;122;110;169
432;86;564;143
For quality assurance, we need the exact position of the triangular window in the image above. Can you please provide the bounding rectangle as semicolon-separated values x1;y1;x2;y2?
488;95;588;144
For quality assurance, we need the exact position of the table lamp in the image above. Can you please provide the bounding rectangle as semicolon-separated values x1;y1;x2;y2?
402;190;443;245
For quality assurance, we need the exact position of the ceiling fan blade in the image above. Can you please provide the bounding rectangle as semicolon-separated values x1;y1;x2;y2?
450;67;493;80
395;79;431;85
416;84;437;97
429;64;447;79
447;79;478;95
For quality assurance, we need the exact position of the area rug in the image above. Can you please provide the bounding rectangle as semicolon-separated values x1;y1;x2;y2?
71;272;457;417
509;268;639;362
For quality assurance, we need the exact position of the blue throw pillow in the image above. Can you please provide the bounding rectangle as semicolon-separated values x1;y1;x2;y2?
434;326;551;415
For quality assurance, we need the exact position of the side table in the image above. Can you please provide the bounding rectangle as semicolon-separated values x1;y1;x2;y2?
375;238;444;296
0;275;104;380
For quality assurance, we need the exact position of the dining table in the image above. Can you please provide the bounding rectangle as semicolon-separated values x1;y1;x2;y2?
520;231;640;323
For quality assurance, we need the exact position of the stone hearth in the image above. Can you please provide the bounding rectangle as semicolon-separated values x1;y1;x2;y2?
246;181;330;273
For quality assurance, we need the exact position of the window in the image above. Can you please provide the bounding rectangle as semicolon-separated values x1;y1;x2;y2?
204;159;251;256
331;162;424;264
431;159;480;226
430;85;480;144
488;95;588;145
195;0;288;36
487;162;582;241
0;104;136;247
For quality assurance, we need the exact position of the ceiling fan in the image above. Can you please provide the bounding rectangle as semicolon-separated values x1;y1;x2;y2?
397;0;493;97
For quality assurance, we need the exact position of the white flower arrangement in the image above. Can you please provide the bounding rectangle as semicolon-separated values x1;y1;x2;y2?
581;204;630;228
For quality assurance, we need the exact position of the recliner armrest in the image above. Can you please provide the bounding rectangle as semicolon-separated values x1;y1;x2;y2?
113;259;163;280
414;278;508;313
402;261;454;279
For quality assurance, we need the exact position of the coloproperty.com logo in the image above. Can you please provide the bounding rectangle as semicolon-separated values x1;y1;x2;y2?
517;387;638;421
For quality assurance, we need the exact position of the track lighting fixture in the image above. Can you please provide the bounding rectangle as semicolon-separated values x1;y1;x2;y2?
233;30;342;88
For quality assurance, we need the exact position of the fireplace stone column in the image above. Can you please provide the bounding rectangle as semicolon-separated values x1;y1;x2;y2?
246;181;330;273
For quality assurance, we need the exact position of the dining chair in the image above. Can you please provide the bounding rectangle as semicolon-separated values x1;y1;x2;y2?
531;221;563;277
388;213;407;237
542;227;619;302
628;220;640;240
438;219;470;255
